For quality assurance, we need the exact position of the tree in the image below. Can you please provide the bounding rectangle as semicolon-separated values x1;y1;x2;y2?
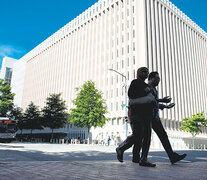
24;102;42;135
70;80;109;144
8;106;24;134
42;93;69;139
180;112;207;149
0;79;15;117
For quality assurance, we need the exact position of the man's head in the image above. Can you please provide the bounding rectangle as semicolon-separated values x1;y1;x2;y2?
148;71;160;87
137;67;149;80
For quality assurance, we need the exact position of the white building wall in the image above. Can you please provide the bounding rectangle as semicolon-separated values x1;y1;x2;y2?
145;0;207;123
10;57;28;107
0;57;17;82
11;0;207;146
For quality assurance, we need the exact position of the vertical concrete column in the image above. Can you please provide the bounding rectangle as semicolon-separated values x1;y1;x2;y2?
135;0;147;67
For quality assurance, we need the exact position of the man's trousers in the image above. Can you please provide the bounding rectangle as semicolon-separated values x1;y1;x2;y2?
118;117;174;160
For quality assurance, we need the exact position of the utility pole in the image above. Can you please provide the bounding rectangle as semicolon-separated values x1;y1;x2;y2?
108;69;128;138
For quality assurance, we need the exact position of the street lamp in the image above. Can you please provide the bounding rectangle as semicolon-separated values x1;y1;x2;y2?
108;68;128;138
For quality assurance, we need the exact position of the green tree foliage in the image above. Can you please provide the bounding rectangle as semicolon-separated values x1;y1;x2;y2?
180;112;207;149
8;106;24;134
70;80;109;141
24;102;42;135
42;93;69;139
0;79;15;117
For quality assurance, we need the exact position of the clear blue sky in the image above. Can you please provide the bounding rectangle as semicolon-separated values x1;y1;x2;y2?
0;0;206;68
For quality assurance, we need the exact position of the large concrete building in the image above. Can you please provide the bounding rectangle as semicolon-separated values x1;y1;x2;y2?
11;0;207;148
0;57;17;85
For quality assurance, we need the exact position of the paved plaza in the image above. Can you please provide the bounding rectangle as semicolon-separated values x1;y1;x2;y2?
0;143;207;180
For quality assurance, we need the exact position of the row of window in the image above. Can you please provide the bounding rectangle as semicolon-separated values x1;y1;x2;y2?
111;118;125;125
106;1;136;111
111;43;136;57
108;1;136;110
109;1;137;93
110;102;125;111
4;67;12;85
109;117;207;134
110;56;136;71
31;0;134;59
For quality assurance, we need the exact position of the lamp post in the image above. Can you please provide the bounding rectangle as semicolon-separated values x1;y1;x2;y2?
108;68;128;138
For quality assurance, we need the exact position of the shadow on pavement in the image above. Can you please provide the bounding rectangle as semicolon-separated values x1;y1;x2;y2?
0;148;206;163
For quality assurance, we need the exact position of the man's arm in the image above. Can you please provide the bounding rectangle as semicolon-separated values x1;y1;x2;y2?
166;103;175;109
128;79;138;99
159;103;175;110
129;93;155;105
159;103;166;110
158;96;172;103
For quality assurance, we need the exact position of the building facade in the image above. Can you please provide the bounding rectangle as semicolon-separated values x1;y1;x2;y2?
0;57;17;85
11;0;207;148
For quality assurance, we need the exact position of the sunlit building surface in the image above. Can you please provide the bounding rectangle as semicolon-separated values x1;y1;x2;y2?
11;0;207;148
0;57;17;85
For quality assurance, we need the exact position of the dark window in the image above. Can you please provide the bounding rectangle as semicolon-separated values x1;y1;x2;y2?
4;67;12;85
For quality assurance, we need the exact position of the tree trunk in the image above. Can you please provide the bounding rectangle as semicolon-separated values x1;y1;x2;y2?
51;129;54;140
30;129;33;142
192;133;195;149
87;127;90;144
20;129;23;142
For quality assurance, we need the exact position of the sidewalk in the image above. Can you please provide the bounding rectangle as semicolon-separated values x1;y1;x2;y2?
0;143;206;180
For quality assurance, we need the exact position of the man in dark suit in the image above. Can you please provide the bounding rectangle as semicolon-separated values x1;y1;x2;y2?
116;67;156;167
147;71;187;164
116;71;187;164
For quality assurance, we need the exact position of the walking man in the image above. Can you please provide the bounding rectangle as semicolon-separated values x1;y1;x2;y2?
116;67;156;167
147;71;187;164
116;71;187;164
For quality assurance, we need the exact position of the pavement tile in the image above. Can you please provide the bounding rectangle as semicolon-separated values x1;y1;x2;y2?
0;161;206;180
0;144;207;179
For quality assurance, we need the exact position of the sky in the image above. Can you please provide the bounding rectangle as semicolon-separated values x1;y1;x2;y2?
0;0;206;68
